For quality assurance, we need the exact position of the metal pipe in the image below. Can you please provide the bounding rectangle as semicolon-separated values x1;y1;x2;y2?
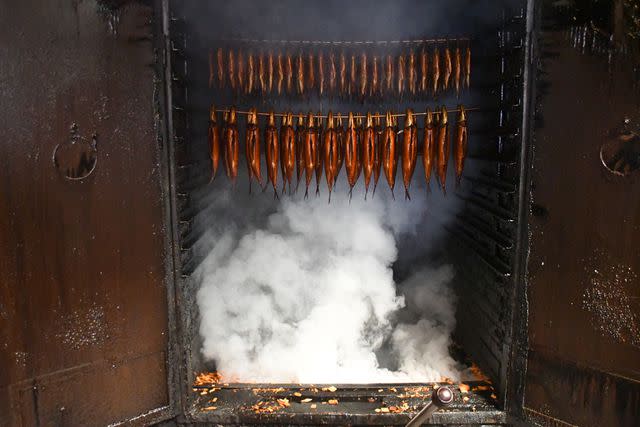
405;386;454;427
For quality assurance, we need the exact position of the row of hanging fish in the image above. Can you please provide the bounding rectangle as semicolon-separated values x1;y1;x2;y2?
208;45;471;99
208;106;468;201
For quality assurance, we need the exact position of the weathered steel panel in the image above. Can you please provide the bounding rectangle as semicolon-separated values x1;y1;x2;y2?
526;5;640;425
0;1;172;425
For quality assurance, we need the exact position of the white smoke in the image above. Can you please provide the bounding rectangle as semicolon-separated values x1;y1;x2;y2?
196;179;466;383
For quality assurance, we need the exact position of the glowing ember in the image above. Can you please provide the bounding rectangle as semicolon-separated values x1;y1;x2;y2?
194;371;222;385
469;363;491;383
277;398;291;407
251;387;286;394
388;402;410;413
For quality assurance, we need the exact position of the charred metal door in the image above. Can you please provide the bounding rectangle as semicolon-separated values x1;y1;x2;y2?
0;1;175;426
525;2;640;426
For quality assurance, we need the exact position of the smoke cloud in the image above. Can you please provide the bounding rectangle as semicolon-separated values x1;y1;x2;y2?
196;176;466;383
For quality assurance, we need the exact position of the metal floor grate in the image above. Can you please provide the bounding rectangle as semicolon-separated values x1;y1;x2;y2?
189;382;504;425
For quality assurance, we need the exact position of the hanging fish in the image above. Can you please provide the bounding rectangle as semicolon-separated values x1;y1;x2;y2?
303;113;318;198
436;106;450;194
245;108;262;192
397;54;406;94
208;105;220;181
314;115;323;196
267;51;274;93
223;107;239;184
281;112;296;194
382;111;398;199
247;52;256;94
259;53;267;94
372;112;383;197
345;112;361;199
329;52;337;93
422;108;436;191
349;54;357;97
454;105;468;188
277;52;284;95
307;52;315;91
362;112;376;199
385;54;394;93
443;47;452;91
454;47;462;95
402;109;418;200
371;56;380;96
408;50;417;95
216;47;225;89
323;111;340;202
360;52;368;97
265;111;279;198
297;52;305;95
286;52;294;94
318;52;325;96
228;50;236;91
465;46;471;89
355;116;363;184
236;50;245;92
339;51;348;95
336;113;345;176
432;48;440;94
420;48;428;93
295;114;305;192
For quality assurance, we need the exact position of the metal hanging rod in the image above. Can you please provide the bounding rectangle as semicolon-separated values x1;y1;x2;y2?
211;107;477;120
210;37;472;46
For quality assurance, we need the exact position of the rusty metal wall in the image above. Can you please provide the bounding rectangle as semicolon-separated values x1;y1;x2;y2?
525;9;640;426
0;1;174;426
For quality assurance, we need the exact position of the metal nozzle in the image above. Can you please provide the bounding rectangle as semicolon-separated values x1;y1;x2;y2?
405;386;455;427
